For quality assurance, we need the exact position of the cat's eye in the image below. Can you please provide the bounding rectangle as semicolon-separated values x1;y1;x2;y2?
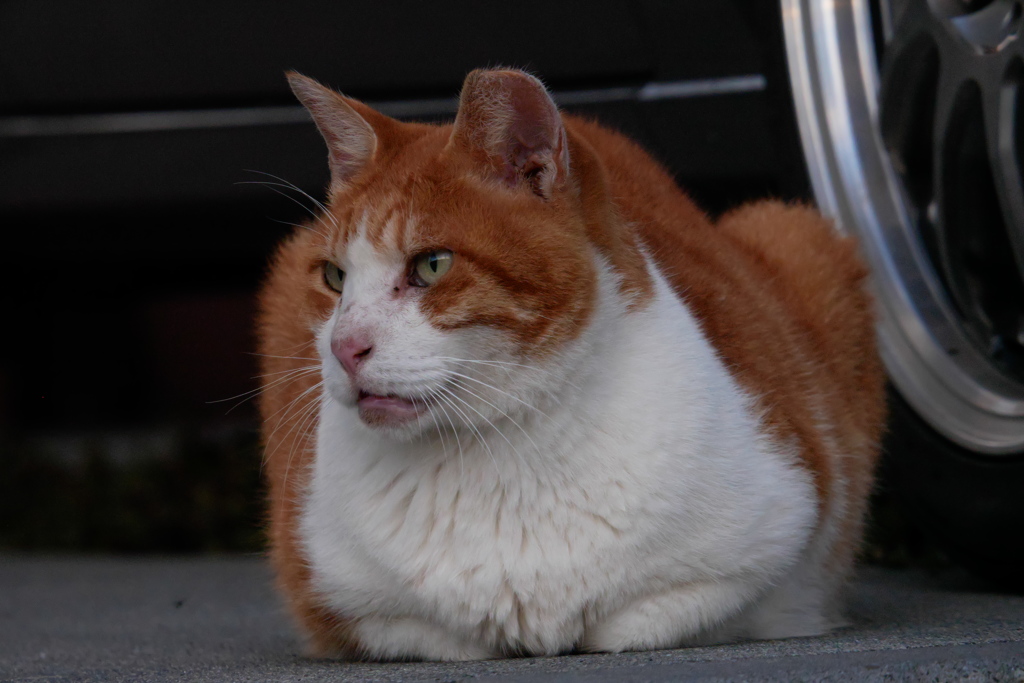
411;249;454;286
324;262;345;293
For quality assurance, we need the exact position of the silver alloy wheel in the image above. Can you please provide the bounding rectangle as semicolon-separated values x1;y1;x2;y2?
782;0;1024;453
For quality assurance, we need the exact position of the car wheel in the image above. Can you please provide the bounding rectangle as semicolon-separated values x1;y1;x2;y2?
782;0;1024;583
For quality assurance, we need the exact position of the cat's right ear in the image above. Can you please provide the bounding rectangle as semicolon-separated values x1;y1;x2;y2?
450;69;570;200
286;72;377;194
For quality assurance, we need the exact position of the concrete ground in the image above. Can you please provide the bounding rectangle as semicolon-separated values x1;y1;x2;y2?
1;556;1022;682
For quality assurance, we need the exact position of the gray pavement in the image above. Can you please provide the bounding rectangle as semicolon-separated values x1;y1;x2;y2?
1;556;1022;682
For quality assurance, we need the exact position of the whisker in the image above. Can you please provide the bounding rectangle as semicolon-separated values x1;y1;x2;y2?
224;371;321;415
262;389;321;458
428;394;464;479
279;392;326;494
244;170;335;221
249;352;320;362
436;357;517;381
411;397;425;446
437;383;528;475
441;369;548;418
270;338;318;356
261;383;324;473
447;376;541;455
425;397;454;473
262;379;326;452
239;170;338;234
435;356;544;372
254;364;321;380
437;356;583;392
269;396;320;469
235;181;331;239
211;366;319;405
434;386;501;485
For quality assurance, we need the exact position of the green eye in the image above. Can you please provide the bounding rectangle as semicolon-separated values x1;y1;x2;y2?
324;262;345;293
412;249;454;286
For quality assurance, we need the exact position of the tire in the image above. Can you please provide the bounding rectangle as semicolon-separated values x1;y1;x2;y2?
885;388;1024;587
782;0;1024;585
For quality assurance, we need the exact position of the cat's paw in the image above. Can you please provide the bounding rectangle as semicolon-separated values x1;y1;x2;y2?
356;616;495;661
584;604;680;652
583;582;749;653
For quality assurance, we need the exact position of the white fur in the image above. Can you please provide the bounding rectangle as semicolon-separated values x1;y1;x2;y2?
300;232;824;660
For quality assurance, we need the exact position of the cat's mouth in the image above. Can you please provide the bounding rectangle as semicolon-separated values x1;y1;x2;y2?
356;389;427;426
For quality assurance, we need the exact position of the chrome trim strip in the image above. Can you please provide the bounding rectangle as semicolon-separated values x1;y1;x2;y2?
0;106;314;138
0;76;767;139
637;75;767;101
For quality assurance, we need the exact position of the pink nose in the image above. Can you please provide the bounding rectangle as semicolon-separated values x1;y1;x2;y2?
331;335;374;377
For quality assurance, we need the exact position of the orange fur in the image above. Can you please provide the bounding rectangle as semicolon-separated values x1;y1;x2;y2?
576;115;885;510
257;71;886;655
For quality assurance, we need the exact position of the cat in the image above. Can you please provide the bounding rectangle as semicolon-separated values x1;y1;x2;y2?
257;67;886;661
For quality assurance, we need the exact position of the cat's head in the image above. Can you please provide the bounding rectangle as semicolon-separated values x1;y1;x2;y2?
285;68;644;439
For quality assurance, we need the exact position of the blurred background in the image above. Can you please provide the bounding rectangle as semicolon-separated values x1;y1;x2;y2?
1;0;812;553
4;0;1020;580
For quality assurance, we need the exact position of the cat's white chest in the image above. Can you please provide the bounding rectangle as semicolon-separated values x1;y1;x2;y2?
302;404;658;655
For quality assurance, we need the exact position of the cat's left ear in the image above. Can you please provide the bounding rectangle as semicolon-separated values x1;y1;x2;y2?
286;71;381;194
450;69;569;200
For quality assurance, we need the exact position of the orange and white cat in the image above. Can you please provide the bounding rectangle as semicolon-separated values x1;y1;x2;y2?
258;68;886;661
